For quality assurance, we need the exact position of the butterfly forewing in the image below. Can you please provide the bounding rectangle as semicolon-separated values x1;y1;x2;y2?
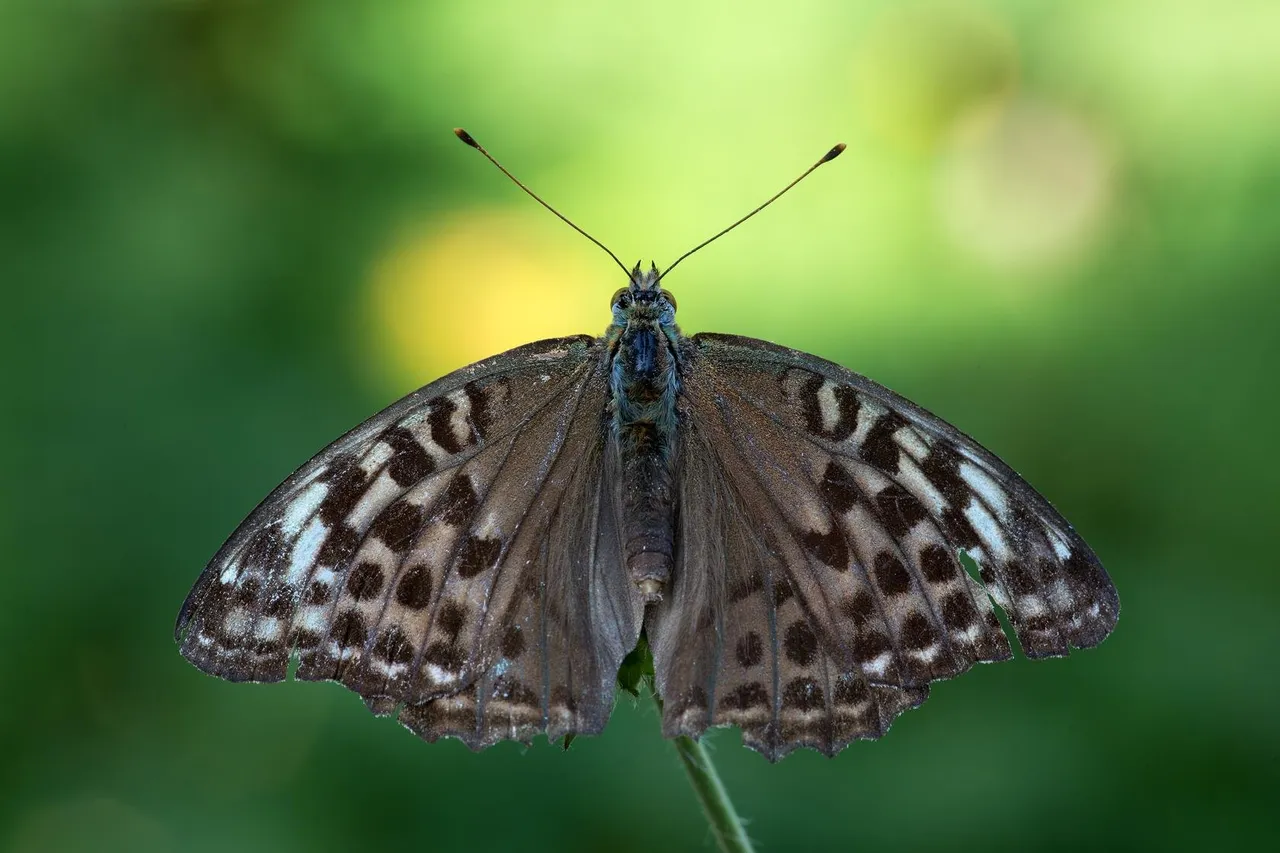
645;333;1117;760
176;336;643;746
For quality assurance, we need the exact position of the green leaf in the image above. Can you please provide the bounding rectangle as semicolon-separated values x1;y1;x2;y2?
616;632;655;698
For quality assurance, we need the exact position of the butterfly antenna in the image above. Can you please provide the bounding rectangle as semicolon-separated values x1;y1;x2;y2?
453;128;630;277
657;142;847;283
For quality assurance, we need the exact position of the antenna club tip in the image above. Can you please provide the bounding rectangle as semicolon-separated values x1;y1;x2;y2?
822;142;847;163
453;128;480;148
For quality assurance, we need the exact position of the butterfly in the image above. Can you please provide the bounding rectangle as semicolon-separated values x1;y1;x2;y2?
176;130;1119;761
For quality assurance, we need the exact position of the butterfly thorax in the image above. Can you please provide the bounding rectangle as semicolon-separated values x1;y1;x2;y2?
605;263;683;601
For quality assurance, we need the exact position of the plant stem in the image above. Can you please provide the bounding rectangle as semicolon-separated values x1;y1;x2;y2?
656;692;755;853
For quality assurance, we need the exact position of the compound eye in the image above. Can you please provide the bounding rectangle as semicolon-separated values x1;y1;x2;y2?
611;287;630;308
662;290;677;311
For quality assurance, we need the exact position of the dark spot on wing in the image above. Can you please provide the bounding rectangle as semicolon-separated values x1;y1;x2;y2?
382;426;435;487
799;375;861;441
801;526;849;570
290;628;321;649
829;385;861;442
501;624;526;660
941;590;978;630
428;396;465;455
854;630;892;666
784;621;819;666
372;625;415;665
423;641;465;672
463;381;492;440
234;576;261;604
318;461;372;525
1005;560;1037;595
722;682;769;711
920;444;968;508
305;580;333;604
240;528;282;568
395;565;433;609
437;475;480;526
873;553;912;596
875;483;927;538
798;373;826;436
941;505;981;549
920;544;957;583
263;585;296;619
371;500;426;552
346;562;384;601
332;610;367;649
818;460;859;515
1063;550;1101;586
860;412;907;474
1021;613;1055;633
781;677;824;712
840;590;876;625
773;576;795;607
437;600;468;639
833;674;869;706
901;612;939;651
457;535;502;578
315;523;360;565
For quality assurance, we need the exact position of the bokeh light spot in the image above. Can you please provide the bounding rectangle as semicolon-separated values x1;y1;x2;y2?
6;797;170;853
937;99;1114;274
368;212;603;383
852;0;1018;150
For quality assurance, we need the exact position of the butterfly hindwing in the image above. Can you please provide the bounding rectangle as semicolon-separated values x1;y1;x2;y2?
647;333;1117;759
176;336;644;747
391;417;639;748
648;413;930;760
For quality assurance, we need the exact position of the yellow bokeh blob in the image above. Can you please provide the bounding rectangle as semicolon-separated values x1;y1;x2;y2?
367;211;607;385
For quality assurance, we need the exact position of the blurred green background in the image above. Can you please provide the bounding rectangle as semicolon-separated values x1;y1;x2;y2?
3;0;1277;850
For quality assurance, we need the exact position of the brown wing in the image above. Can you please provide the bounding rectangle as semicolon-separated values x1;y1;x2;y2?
176;336;643;749
646;333;1117;761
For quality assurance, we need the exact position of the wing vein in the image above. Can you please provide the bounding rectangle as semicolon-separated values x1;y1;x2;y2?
469;362;599;674
705;386;893;673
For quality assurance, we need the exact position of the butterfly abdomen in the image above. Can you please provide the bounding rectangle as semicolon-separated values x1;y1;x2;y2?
608;316;682;600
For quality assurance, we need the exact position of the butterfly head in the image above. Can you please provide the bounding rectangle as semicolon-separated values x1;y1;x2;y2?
611;261;677;329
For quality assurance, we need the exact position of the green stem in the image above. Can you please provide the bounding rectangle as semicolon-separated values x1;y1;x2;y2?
656;692;755;853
